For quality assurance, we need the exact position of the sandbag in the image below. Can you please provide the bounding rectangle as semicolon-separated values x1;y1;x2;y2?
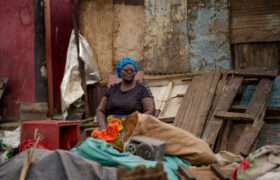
123;112;216;165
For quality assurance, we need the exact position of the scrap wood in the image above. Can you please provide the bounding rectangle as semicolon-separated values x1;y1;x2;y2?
178;166;196;180
227;68;278;78
185;167;220;180
0;122;19;130
233;78;273;155
232;105;280;116
219;78;273;153
210;164;230;180
202;76;243;148
19;129;41;180
174;71;221;137
214;111;254;122
117;164;167;180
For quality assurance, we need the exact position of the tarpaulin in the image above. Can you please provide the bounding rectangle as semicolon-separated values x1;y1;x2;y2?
0;149;116;180
73;137;191;180
60;30;101;117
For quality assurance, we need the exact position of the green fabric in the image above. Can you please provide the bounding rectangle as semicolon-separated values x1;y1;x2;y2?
73;138;191;180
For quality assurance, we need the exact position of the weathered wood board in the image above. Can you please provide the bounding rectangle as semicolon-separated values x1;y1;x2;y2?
233;78;273;155
174;71;221;137
231;0;280;43
80;0;114;77
202;76;243;147
143;0;190;74
113;2;145;63
233;43;280;70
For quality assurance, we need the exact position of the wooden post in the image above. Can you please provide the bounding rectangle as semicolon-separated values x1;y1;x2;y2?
71;0;90;118
44;0;54;116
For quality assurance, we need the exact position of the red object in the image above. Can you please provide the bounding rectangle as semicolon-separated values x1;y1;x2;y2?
231;159;251;180
21;120;80;150
19;139;49;151
91;120;122;142
239;159;251;170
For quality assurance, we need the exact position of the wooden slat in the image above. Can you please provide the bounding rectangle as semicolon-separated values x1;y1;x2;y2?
234;78;273;155
202;77;243;148
232;105;280;115
215;111;254;122
233;43;280;70
44;0;54;116
178;166;196;180
228;68;278;78
174;71;221;137
231;0;280;43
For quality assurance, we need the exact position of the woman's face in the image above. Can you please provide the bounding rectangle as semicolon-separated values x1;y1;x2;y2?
120;64;136;82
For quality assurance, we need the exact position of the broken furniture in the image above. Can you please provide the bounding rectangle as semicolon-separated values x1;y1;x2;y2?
174;68;278;154
203;69;275;155
21;120;80;150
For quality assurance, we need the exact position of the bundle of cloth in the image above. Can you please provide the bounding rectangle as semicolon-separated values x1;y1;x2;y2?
122;112;216;165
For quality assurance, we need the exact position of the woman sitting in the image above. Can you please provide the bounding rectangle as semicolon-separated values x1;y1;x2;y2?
96;57;155;129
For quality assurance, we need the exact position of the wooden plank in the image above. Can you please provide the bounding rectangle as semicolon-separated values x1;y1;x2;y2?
233;43;280;70
215;111;254;122
232;105;280;115
202;76;243;148
231;0;280;43
174;71;221;137
178;166;196;180
234;78;273;155
44;0;54;116
210;164;230;180
80;0;114;77
228;68;278;78
159;83;189;119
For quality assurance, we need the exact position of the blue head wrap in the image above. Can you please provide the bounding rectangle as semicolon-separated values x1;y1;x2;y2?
116;56;139;78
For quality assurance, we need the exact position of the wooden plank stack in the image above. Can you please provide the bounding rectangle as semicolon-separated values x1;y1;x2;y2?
175;68;278;154
174;71;221;137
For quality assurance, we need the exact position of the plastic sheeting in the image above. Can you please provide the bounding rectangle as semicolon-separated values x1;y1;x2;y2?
0;149;116;180
0;127;20;148
73;137;191;180
60;30;101;117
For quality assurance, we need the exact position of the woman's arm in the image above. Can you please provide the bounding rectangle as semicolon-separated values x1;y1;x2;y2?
96;96;108;129
142;97;155;115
